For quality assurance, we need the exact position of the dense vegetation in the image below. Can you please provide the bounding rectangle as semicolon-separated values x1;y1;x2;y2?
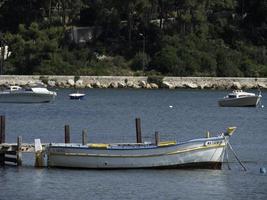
0;0;267;77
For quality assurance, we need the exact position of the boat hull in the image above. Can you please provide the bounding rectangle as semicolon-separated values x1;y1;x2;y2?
69;95;85;100
218;96;260;107
47;137;226;169
0;93;56;103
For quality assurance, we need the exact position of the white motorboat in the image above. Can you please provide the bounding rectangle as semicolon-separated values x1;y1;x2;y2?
0;85;57;103
47;127;236;169
218;90;262;107
69;92;85;100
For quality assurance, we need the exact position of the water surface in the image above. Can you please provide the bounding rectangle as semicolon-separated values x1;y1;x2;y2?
0;89;266;200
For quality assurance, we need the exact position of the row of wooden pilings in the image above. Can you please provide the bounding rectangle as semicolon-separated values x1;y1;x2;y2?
63;119;141;144
1;115;160;167
0;116;22;166
63;118;160;145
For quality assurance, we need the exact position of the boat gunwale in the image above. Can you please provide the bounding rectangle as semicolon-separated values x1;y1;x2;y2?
48;136;226;151
48;143;226;158
219;95;260;101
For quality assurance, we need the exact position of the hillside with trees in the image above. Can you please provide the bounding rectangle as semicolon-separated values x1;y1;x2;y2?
0;0;267;77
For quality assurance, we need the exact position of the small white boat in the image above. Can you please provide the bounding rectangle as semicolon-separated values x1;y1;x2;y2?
69;92;85;100
47;127;236;169
218;90;262;107
0;86;57;103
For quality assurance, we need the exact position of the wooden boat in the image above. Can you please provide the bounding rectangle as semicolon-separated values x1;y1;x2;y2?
0;86;57;103
218;90;261;107
47;127;236;169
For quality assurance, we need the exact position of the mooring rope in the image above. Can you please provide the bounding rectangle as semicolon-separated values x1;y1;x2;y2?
227;142;247;171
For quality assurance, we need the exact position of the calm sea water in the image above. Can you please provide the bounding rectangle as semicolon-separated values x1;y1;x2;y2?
0;88;267;200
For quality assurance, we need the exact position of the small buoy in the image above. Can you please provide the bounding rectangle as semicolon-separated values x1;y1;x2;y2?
262;105;264;108
260;167;266;174
169;105;173;108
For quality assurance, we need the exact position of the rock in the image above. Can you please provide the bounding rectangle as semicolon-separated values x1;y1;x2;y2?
150;83;159;89
75;80;84;88
132;83;141;89
118;82;126;88
199;82;213;89
242;82;254;89
26;81;36;87
27;81;45;87
47;80;56;87
109;82;118;88
92;81;101;88
231;81;242;89
101;84;108;88
145;83;152;89
162;81;174;89
56;81;65;87
174;82;184;88
183;82;198;89
67;79;75;86
258;82;267;89
126;81;134;88
86;83;93;88
138;80;147;88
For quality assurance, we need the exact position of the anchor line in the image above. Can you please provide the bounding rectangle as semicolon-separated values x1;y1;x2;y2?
227;142;247;171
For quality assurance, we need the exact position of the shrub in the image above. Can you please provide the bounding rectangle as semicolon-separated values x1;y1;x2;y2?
147;75;164;86
151;46;178;74
130;52;150;71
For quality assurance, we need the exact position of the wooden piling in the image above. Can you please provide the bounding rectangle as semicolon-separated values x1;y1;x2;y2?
0;115;5;144
0;152;4;166
17;136;22;166
64;125;70;143
35;152;44;168
34;139;44;168
135;118;142;143
0;116;6;166
206;131;210;138
82;129;88;145
155;131;160;146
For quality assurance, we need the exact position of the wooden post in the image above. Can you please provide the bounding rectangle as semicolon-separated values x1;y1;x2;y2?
135;118;142;143
82;129;88;145
0;116;6;165
17;136;22;166
155;131;160;146
64;125;70;143
206;131;210;138
35;152;44;168
34;139;44;168
0;153;4;166
0;115;5;144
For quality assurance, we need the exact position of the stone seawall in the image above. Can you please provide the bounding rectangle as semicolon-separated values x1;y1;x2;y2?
0;75;266;89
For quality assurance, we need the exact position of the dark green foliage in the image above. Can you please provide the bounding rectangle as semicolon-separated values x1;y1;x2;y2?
147;75;164;87
151;46;179;74
0;0;266;76
130;52;150;71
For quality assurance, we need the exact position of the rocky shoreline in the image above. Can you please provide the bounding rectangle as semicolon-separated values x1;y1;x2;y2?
0;75;266;90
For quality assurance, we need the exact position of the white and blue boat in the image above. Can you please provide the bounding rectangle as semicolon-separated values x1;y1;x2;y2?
69;92;86;100
218;90;261;107
47;127;236;169
0;85;57;103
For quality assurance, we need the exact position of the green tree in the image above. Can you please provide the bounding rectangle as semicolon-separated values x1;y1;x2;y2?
152;45;179;74
131;51;150;70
